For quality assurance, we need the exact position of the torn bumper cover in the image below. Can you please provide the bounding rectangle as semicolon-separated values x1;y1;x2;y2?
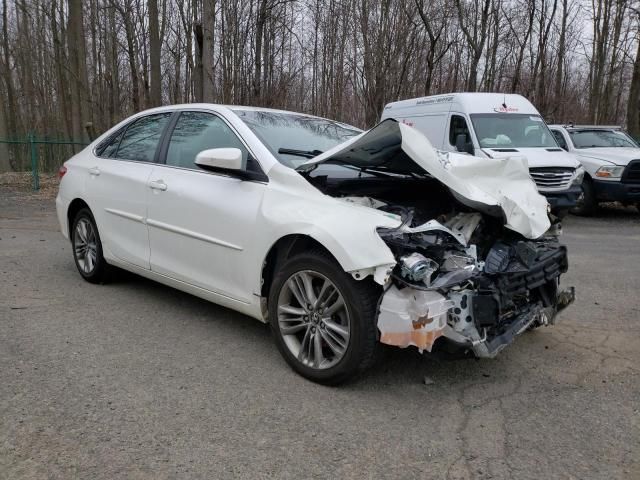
377;241;575;356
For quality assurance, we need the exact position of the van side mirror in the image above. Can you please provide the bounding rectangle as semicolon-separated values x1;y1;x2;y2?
455;134;474;155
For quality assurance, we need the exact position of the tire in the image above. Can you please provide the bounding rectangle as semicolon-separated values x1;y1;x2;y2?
70;208;110;284
570;179;597;216
268;249;381;385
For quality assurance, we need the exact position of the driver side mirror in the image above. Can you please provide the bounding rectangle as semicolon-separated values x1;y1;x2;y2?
195;148;243;171
455;134;474;155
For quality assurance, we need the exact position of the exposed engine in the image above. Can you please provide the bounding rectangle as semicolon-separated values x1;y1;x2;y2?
341;194;574;357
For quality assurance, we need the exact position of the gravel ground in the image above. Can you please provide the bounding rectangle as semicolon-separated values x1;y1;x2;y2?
1;184;639;479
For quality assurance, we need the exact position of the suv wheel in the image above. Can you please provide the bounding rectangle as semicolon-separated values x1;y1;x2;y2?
570;179;597;216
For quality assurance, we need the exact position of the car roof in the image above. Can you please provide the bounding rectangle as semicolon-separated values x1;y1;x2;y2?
130;103;358;127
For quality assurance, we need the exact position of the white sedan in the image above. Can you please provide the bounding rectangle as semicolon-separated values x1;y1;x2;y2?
56;105;574;384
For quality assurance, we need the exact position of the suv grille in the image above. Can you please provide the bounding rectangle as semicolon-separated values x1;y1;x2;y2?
529;167;574;190
622;160;640;183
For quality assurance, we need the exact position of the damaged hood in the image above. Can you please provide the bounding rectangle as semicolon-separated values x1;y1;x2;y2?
298;119;551;239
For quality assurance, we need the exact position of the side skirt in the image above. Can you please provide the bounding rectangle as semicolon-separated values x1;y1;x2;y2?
105;254;267;323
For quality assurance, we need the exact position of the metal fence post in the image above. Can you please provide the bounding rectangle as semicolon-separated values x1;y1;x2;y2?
29;132;39;191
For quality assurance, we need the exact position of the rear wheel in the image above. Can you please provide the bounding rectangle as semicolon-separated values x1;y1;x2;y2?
570;179;597;216
268;250;381;384
71;208;110;283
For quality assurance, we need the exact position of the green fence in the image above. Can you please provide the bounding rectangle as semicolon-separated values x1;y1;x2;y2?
0;134;88;190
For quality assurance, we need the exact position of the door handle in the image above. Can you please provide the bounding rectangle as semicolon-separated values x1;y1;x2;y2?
88;167;101;176
149;180;167;191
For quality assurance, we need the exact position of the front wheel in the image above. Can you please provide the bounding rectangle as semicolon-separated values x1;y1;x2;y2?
71;208;110;283
570;179;597;216
268;250;381;384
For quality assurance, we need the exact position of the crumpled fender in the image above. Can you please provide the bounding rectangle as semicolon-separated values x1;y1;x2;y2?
255;164;400;284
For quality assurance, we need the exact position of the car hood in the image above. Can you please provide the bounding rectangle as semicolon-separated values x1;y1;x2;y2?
483;147;580;169
576;147;640;166
298;119;550;239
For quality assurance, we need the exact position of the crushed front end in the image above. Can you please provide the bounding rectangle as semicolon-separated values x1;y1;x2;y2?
298;119;576;358
376;212;575;357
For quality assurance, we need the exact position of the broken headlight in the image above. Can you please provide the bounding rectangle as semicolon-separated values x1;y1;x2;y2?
400;253;438;286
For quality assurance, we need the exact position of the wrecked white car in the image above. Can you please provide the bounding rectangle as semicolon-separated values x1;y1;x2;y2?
56;105;574;384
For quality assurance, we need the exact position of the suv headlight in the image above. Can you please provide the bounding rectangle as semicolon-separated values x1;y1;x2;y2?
571;167;585;186
595;165;624;179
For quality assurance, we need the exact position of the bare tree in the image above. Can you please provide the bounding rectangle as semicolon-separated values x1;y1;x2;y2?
149;0;162;106
0;0;638;173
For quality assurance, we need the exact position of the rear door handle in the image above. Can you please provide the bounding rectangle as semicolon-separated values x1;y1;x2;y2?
149;180;167;191
88;167;101;176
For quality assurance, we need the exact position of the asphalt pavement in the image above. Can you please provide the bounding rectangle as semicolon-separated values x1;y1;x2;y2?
1;185;639;479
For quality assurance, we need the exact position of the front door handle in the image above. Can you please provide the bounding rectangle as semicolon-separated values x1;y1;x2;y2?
149;180;167;191
88;167;101;176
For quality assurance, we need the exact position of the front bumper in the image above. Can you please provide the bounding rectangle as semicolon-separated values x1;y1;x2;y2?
470;286;575;358
377;240;574;357
592;179;640;203
540;185;582;210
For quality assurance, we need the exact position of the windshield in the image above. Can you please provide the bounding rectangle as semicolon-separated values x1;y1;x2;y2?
470;113;557;149
568;129;638;149
232;109;361;168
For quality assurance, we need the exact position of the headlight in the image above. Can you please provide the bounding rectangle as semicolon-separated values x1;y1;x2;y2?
595;165;625;179
571;167;585;186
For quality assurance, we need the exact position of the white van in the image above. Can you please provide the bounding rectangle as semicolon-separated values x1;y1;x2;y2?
381;93;583;214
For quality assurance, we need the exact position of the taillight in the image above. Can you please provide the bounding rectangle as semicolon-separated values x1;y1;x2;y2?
58;165;67;180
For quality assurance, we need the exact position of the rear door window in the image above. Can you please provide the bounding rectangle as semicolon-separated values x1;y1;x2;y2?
115;113;172;162
96;130;125;158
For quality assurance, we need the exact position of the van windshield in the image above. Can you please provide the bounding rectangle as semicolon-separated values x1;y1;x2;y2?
470;114;557;149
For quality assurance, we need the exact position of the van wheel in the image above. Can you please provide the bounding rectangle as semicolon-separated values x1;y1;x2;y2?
268;249;381;384
570;179;597;216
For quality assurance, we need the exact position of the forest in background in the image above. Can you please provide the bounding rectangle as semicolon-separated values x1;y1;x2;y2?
1;0;639;172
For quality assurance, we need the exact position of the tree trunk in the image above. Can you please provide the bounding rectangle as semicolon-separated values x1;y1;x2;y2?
67;0;89;142
149;0;162;106
254;0;268;102
627;37;640;139
2;0;17;138
0;102;10;171
202;0;215;102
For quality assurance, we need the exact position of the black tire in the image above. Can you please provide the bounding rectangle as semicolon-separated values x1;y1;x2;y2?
70;208;110;284
268;249;381;385
570;179;597;216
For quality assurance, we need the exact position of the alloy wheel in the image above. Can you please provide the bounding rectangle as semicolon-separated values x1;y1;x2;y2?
277;270;351;370
74;217;98;274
